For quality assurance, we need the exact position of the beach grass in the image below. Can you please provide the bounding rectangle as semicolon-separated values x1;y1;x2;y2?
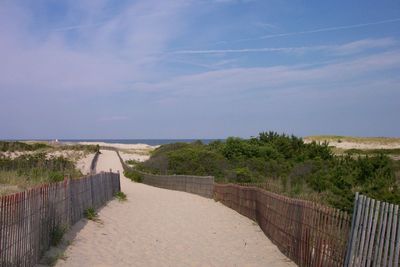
305;135;400;144
115;191;127;201
84;208;98;221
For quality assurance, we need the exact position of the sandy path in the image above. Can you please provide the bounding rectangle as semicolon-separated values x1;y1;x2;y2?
57;150;295;267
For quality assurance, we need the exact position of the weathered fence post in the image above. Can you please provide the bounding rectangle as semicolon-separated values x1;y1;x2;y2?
117;170;121;192
345;192;360;267
344;193;400;267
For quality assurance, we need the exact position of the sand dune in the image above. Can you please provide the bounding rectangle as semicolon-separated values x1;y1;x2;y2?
78;141;156;151
76;153;95;175
56;150;294;267
118;150;150;163
304;137;400;149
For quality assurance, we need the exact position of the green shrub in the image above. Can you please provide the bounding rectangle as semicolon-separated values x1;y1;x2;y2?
0;153;81;189
0;141;50;152
60;144;98;153
48;172;64;182
84;207;97;221
124;170;143;182
115;191;127;201
50;224;67;246
133;132;400;211
126;160;138;165
235;167;252;183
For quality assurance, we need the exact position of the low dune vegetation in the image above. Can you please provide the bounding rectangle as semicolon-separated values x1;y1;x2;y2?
136;132;400;212
0;153;82;194
0;141;99;154
0;141;97;195
305;135;400;145
0;141;50;152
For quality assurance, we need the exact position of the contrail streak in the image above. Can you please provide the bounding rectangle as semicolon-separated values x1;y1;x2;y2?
228;18;400;43
172;46;325;54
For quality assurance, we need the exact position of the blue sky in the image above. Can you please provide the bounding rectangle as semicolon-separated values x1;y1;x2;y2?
0;0;399;139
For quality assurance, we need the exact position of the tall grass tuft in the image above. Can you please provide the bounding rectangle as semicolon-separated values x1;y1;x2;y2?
115;191;127;201
50;225;67;246
84;207;98;221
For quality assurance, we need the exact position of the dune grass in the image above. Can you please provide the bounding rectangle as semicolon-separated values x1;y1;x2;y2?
305;135;400;144
0;153;83;195
115;191;127;201
84;208;98;221
50;225;68;246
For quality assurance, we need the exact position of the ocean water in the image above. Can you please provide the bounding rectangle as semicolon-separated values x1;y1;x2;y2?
60;139;222;146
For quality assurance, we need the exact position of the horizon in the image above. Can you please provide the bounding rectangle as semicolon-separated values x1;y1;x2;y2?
2;133;400;141
1;1;400;139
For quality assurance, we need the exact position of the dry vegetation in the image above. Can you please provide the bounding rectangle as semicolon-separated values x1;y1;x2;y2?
0;141;98;195
305;135;400;149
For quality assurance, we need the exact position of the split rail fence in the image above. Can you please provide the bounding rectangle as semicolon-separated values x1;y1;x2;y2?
0;172;120;267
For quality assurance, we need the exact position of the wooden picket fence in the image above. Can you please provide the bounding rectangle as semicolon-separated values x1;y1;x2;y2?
214;183;352;267
0;172;120;267
344;193;400;267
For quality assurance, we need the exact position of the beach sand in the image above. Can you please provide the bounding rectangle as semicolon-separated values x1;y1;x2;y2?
56;150;295;267
76;152;95;175
78;141;154;164
304;137;400;150
78;141;156;151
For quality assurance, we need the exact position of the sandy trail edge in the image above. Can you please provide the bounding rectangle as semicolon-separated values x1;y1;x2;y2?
56;150;295;267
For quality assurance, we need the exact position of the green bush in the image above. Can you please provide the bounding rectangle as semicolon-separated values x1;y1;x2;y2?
0;153;81;188
84;207;97;221
0;141;50;152
50;224;67;246
126;159;138;165
115;191;127;201
134;131;400;211
235;167;252;183
124;170;143;182
48;171;64;182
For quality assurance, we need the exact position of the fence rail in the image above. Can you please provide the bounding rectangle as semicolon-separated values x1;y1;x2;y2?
345;193;400;267
0;172;120;267
214;183;351;267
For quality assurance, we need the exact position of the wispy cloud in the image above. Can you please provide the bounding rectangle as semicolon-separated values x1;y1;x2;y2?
53;22;106;32
97;116;129;122
333;38;397;55
254;22;279;30
1;0;400;139
228;18;400;43
171;38;397;55
0;0;193;93
134;49;400;97
171;46;321;54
